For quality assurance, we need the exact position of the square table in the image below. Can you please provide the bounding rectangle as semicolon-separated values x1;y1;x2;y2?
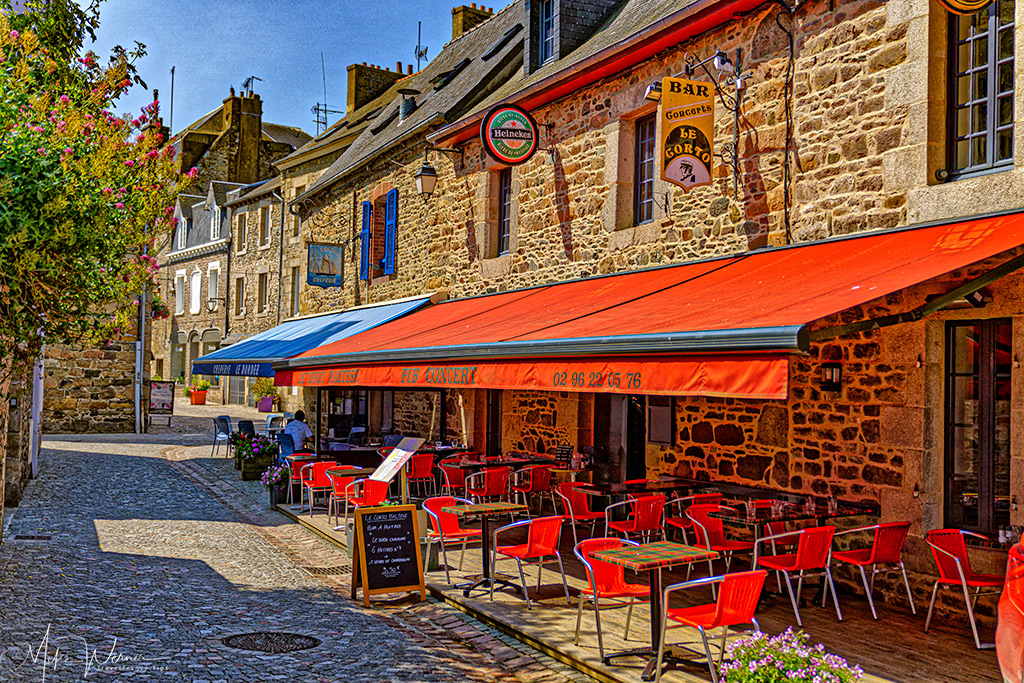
442;501;527;597
591;541;719;680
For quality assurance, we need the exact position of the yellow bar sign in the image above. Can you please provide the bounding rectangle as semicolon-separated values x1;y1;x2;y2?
659;77;714;192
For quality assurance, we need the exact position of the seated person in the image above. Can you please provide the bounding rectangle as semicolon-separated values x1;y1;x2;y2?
284;410;314;452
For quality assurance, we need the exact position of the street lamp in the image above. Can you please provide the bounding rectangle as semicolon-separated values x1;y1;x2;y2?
415;145;464;198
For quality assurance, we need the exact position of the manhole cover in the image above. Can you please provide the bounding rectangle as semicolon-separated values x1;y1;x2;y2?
303;565;350;575
221;632;320;653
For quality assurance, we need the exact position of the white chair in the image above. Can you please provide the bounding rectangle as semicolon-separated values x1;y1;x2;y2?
211;416;232;457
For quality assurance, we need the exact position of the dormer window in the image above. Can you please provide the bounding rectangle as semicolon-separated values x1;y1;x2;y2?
176;216;188;250
537;0;555;65
210;203;221;240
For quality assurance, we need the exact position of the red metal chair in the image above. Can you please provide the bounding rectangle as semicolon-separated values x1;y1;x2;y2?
342;478;391;520
666;493;722;544
325;466;360;528
377;446;393;460
299;460;336;517
832;521;915;619
405;452;436;497
604;494;666;543
465;466;511;504
511;465;556;516
751;499;799;550
285;455;317;508
687;504;754;573
654;570;768;683
554;481;604;546
490;515;570;609
573;537;648;660
754;525;842;626
438;458;468;497
423;496;481;584
924;528;1006;649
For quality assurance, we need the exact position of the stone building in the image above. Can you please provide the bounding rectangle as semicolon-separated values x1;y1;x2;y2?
150;89;311;404
277;0;1024;628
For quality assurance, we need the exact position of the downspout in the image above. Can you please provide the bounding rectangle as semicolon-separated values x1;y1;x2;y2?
273;190;285;324
135;285;144;434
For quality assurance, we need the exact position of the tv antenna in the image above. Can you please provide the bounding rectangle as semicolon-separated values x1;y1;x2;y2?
311;52;342;135
241;75;262;96
414;21;428;71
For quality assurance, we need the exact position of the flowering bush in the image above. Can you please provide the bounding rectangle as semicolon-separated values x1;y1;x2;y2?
261;462;289;490
151;293;170;320
721;628;863;683
232;433;279;461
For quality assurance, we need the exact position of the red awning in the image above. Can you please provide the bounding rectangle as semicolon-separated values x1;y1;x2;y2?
274;212;1024;398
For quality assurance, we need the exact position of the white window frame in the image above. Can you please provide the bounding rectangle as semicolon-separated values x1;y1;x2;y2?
174;270;186;315
210;202;221;240
207;262;220;309
189;269;202;315
176;214;187;250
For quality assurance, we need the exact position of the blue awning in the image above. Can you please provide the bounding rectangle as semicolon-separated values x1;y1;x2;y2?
191;295;434;378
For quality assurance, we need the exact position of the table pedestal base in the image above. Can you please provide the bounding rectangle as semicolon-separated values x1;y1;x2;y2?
458;575;523;598
603;646;698;682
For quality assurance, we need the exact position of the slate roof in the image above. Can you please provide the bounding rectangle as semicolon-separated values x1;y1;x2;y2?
301;0;525;201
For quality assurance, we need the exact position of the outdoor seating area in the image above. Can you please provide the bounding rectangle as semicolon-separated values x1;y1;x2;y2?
269;459;1005;683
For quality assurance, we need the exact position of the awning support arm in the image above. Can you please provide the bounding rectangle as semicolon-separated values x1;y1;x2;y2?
809;251;1024;343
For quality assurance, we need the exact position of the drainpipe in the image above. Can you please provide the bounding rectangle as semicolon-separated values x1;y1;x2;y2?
29;344;43;477
273;190;285;324
135;286;145;434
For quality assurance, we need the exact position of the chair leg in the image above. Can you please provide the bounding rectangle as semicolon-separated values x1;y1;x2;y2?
899;561;917;615
624;600;634;640
516;558;531;609
439;540;451;584
924;581;940;632
781;571;802;626
825;565;842;621
962;581;985;649
556;552;570;605
699;626;718;683
857;564;878;619
458;539;468;571
594;595;606;661
574;593;586;646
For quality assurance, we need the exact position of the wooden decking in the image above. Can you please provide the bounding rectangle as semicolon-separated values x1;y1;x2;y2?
277;503;1003;683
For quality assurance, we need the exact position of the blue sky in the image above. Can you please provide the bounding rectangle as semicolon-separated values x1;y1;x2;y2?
89;0;472;136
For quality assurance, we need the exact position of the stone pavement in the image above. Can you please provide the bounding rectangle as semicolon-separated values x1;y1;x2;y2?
0;435;590;683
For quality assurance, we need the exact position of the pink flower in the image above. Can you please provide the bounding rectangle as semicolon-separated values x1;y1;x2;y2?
124;159;134;167
37;148;46;155
9;30;19;39
58;95;70;103
63;147;72;155
115;202;124;209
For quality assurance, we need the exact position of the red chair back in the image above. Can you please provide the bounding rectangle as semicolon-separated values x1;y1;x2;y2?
669;493;722;527
360;479;391;506
926;528;974;581
377;447;393;460
523;516;563;556
868;521;911;565
711;569;768;628
305;461;337;488
687;504;730;547
470;466;510;497
555;481;595;516
327;466;359;496
629;494;665;532
454;451;480;461
423;496;465;536
576;537;633;595
521;465;553;493
406;452;434;479
439;459;468;488
292;459;311;481
791;525;836;569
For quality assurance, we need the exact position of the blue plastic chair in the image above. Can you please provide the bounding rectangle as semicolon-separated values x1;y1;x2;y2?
211;416;232;457
276;433;295;463
382;434;404;448
238;420;257;438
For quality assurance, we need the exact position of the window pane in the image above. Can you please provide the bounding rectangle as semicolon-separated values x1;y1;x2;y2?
974;70;989;99
951;425;980;528
953;325;981;373
1000;28;1014;59
998;129;1013;160
999;62;1014;93
957;74;970;104
957;138;970;167
999;95;1013;125
1000;0;1015;25
973;133;988;164
973;35;989;65
972;101;989;133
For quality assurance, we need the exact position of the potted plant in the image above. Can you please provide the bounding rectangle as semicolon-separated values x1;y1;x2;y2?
253;377;278;413
189;378;211;405
236;433;280;481
261;462;291;508
229;431;250;469
151;293;170;320
721;628;863;682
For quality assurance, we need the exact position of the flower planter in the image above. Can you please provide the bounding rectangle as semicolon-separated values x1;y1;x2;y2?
257;396;274;412
190;390;207;405
241;456;274;481
233;448;243;470
269;482;289;508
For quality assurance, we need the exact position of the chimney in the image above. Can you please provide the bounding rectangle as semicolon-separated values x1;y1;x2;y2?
346;62;405;113
452;4;493;40
146;88;170;144
222;88;262;184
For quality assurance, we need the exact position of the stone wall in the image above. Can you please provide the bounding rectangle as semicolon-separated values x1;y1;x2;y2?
4;365;31;508
43;337;138;433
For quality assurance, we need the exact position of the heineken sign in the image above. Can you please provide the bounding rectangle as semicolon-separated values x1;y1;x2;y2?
480;104;540;165
935;0;992;13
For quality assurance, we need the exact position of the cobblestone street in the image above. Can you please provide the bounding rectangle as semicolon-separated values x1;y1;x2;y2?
0;435;586;683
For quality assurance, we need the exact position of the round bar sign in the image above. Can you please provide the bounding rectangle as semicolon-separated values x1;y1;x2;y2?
480;104;539;165
936;0;992;13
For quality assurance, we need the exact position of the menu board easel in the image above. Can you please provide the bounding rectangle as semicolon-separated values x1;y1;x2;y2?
148;380;175;428
350;504;426;606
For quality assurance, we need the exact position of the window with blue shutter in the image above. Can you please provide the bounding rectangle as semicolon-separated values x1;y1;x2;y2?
384;188;398;275
360;201;371;281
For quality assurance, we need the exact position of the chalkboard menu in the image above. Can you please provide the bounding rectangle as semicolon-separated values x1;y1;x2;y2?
350;504;425;606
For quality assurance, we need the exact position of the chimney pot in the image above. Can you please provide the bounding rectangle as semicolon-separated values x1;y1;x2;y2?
397;61;402;72
362;61;367;66
471;2;476;7
408;64;413;74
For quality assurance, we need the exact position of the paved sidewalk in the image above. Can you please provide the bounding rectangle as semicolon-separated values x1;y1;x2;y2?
0;436;587;683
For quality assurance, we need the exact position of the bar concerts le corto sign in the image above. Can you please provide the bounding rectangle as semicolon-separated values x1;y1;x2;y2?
480;104;540;165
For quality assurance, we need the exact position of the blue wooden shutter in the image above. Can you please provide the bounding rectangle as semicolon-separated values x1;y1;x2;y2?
384;188;398;275
360;201;371;281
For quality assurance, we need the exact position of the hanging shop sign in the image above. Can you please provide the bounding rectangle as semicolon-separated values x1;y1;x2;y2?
935;0;992;14
480;104;540;165
659;77;715;192
307;243;344;288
